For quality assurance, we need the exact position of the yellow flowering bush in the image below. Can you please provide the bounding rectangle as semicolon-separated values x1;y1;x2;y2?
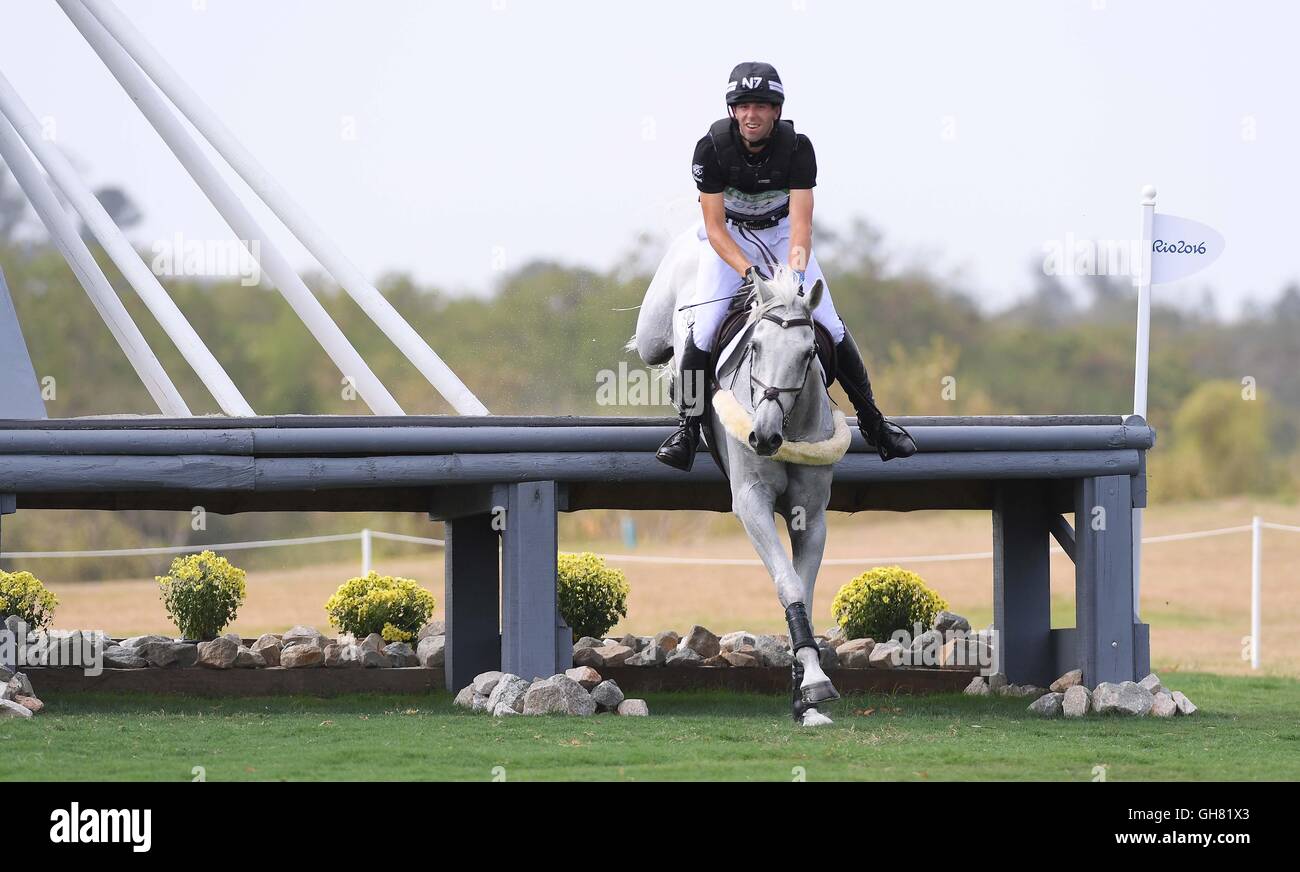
557;552;628;641
831;565;948;641
0;569;59;631
156;550;246;640
324;571;435;641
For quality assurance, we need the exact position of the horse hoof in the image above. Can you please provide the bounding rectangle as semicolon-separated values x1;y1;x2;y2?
799;707;834;727
801;680;841;704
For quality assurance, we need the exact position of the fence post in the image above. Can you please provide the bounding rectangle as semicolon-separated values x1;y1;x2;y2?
361;528;372;576
1251;515;1261;670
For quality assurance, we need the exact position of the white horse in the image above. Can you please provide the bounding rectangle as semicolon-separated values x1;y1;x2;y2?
629;225;850;726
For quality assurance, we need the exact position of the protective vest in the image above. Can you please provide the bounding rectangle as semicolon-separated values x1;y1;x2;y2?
708;118;799;224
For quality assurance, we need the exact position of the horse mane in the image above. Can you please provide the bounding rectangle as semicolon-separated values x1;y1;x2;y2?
744;265;806;325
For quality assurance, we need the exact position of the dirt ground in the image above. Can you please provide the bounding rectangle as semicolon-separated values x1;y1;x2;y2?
35;496;1300;678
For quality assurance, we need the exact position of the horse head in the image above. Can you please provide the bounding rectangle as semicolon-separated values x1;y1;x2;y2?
742;268;825;456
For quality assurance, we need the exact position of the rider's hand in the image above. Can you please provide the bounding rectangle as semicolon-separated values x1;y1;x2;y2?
744;265;769;286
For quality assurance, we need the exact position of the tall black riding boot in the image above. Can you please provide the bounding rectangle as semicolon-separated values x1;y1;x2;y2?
833;326;917;461
655;328;711;472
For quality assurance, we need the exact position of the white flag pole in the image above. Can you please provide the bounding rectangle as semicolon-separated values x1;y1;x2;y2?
1131;184;1156;622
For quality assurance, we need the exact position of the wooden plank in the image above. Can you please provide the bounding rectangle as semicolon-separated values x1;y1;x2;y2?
501;481;565;681
1074;475;1136;685
443;513;501;692
598;665;978;695
25;665;443;697
0;267;45;420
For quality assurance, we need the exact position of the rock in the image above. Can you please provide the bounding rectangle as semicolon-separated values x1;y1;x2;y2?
280;645;323;668
753;634;792;668
487;674;530;715
235;646;266;668
617;699;650;717
1151;692;1177;718
14;695;43;715
0;698;33;719
987;673;1008;694
473;671;504;696
963;675;989;696
1028;692;1064;717
359;633;386;654
702;655;731;667
251;635;282;667
358;649;388;668
1050;669;1084;693
471;692;491;713
837;638;876;668
335;644;363;668
384;642;419;668
137;640;198;668
4;614;24;637
823;626;848;648
494;705;520;717
682;625;721;659
565;667;602;690
591;679;625;711
1172;691;1198;716
453;685;476;710
722;651;759;668
573;636;605;651
221;631;243;645
665;645;702;667
323;643;344;668
416;635;445;668
1063;684;1091;717
652;631;680;655
618;633;646;652
196;636;239;669
522;675;596;716
1014;685;1048;699
719;631;758;653
102;645;148;669
0;665;11;684
417;621;445;641
933;611;971;634
1138;673;1167;696
818;642;838;672
573;647;607;668
868;640;903;669
596;644;634;667
941;637;992;669
283;625;325;648
624;643;666;667
906;629;945;667
120;634;171;650
1092;681;1154;716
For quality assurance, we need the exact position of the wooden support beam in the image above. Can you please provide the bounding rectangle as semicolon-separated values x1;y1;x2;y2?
1074;475;1139;684
442;512;500;693
992;481;1054;686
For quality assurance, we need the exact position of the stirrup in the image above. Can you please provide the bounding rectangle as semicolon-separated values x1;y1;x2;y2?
655;418;700;471
871;418;918;462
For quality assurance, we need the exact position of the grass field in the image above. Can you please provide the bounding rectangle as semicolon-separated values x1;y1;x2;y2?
34;496;1300;677
2;673;1296;781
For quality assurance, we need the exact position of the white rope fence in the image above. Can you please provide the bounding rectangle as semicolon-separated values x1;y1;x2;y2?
2;517;1293;669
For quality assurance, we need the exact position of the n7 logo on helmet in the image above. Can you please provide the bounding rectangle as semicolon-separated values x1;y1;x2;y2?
741;77;765;89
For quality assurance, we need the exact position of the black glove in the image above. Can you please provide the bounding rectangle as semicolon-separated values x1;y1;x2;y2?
743;264;770;286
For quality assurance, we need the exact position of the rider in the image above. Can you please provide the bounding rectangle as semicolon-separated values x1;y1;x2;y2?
655;61;917;471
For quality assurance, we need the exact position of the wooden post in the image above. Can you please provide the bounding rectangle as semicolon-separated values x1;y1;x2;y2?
1074;475;1137;684
992;481;1053;686
442;513;500;693
501;481;567;680
0;268;46;420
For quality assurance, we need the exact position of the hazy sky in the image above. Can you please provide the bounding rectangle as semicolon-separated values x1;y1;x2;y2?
2;0;1296;317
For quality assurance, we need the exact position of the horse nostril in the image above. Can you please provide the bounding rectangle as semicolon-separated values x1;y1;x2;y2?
770;434;783;451
748;432;758;449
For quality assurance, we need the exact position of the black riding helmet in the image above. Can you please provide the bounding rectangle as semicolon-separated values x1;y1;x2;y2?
725;61;784;106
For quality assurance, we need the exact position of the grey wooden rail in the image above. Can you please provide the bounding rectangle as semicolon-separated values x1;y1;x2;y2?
0;414;1154;694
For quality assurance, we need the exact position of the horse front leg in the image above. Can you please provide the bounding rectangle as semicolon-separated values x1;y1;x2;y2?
785;487;837;725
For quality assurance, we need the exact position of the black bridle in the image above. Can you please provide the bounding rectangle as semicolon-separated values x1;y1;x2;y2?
729;309;819;428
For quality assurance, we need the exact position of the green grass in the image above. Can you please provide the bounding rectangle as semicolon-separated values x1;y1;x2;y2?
2;672;1296;781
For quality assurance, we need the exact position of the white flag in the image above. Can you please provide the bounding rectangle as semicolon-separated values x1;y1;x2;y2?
1149;214;1225;285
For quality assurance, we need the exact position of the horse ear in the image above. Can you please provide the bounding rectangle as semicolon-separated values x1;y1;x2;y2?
806;278;824;311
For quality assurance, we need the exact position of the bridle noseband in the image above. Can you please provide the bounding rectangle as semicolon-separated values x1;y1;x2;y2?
731;309;818;428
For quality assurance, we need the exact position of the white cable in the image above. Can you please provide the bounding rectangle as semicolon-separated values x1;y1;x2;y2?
57;0;403;415
0;69;254;417
79;0;488;415
0;113;189;416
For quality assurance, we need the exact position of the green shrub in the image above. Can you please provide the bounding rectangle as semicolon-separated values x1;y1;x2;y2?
156;550;247;640
324;571;436;643
831;565;948;641
0;569;59;632
557;552;629;641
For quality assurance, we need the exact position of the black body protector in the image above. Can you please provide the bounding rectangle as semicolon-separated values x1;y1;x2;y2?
708;117;800;227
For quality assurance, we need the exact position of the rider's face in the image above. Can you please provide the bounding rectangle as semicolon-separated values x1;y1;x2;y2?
732;101;779;144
